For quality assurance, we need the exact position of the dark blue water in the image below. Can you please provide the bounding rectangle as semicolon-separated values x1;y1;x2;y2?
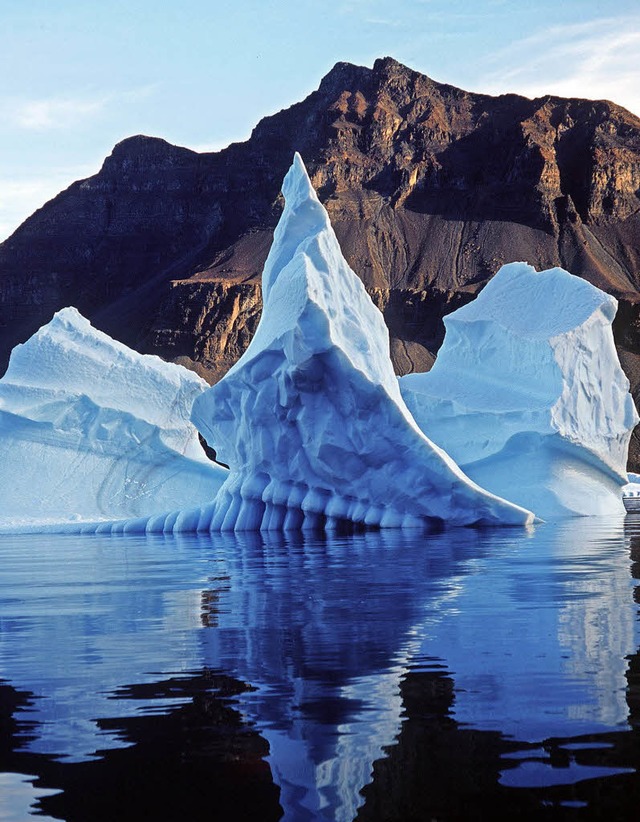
1;517;639;820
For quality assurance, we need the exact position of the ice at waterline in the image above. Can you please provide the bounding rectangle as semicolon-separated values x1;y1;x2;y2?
0;154;635;533
0;308;226;527
401;261;639;519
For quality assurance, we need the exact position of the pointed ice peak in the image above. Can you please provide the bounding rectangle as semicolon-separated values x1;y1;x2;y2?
30;305;133;361
262;153;331;296
46;306;91;334
189;158;534;531
52;305;83;323
234;151;398;397
4;306;207;415
282;152;318;204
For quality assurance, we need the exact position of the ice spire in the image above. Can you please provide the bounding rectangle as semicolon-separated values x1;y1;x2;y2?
187;154;533;531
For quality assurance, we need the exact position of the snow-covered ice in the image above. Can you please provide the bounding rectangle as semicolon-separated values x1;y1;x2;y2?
400;262;639;518
186;154;534;531
0;308;226;528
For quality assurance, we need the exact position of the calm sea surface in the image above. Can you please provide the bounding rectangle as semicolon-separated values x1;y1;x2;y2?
1;517;640;820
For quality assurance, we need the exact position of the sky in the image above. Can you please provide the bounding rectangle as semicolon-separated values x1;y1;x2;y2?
1;0;639;242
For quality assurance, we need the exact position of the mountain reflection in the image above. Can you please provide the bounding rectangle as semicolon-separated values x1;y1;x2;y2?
0;672;282;821
0;518;638;819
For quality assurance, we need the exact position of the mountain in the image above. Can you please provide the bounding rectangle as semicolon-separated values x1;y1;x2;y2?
2;56;640;464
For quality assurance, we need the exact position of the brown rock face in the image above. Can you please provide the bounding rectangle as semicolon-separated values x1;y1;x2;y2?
2;57;640;464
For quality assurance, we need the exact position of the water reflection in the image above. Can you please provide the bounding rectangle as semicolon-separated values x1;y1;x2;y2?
357;660;640;819
0;518;638;819
410;518;638;741
196;529;487;821
0;673;282;822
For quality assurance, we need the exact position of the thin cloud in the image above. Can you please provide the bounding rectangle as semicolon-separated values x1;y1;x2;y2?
477;16;640;116
364;17;404;27
4;85;158;132
13;97;107;130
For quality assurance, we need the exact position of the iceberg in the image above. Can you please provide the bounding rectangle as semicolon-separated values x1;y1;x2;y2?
0;308;226;528
400;262;639;519
4;160;627;532
187;154;534;531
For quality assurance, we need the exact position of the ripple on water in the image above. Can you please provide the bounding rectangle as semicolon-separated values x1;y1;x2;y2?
0;516;638;820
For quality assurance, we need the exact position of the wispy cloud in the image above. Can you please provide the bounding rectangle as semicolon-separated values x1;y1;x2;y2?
476;16;640;117
13;97;108;130
2;85;157;132
365;17;404;27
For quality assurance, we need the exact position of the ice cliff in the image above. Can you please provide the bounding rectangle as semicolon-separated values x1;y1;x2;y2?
0;308;226;527
400;262;639;518
187;154;534;531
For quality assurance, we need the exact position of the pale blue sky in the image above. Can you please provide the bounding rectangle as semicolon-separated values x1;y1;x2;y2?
1;0;639;240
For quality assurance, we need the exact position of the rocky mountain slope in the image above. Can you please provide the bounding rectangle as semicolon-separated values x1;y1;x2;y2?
2;57;640;464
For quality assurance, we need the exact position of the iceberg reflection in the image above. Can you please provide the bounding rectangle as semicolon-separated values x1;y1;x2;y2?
0;517;638;819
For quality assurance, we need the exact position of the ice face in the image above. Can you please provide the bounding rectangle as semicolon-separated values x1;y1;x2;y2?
0;308;226;528
189;155;534;531
400;262;639;519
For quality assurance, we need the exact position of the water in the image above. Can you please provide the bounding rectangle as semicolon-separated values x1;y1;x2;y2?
1;517;639;820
